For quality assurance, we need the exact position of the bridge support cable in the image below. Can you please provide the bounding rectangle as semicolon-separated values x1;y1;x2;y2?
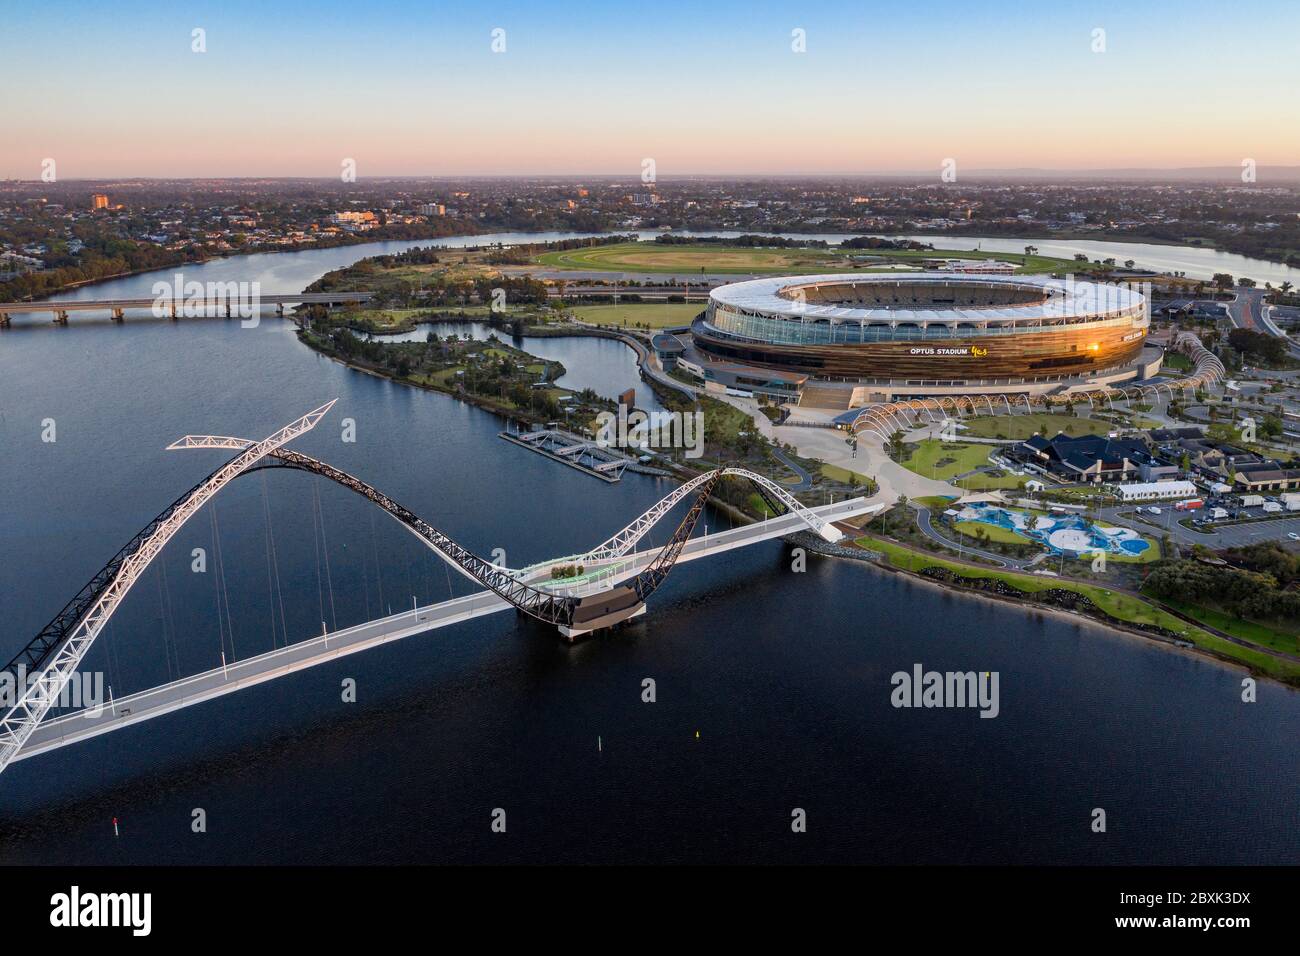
229;451;584;629
631;470;724;602
564;466;841;568
0;401;336;778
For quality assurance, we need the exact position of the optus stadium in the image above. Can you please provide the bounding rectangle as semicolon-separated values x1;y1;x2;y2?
684;273;1155;406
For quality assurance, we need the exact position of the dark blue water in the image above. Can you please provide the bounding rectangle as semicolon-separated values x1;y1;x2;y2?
0;245;1296;864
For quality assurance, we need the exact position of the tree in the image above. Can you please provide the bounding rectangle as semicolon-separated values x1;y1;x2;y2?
888;429;905;461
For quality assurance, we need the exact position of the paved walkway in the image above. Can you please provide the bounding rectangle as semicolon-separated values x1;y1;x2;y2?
912;504;1022;568
709;392;962;505
771;446;812;490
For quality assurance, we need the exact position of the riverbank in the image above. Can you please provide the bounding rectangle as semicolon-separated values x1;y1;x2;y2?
295;322;593;430
846;532;1300;686
0;227;493;303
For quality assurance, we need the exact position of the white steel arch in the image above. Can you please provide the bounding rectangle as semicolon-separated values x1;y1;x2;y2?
533;466;844;571
0;401;336;778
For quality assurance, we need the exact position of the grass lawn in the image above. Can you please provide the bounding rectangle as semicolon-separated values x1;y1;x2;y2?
539;243;851;275
536;241;1092;277
915;495;959;508
952;520;1035;545
956;471;1027;492
959;413;1107;441
820;463;872;486
1147;596;1300;656
855;535;1300;683
568;303;702;328
899;440;991;480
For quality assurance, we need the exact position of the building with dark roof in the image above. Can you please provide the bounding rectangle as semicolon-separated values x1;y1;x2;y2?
1233;462;1300;491
1017;432;1176;483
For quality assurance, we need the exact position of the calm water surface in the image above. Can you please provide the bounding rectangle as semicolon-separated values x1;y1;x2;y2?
0;242;1295;864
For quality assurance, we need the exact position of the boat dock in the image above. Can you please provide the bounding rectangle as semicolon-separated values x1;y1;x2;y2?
500;427;636;482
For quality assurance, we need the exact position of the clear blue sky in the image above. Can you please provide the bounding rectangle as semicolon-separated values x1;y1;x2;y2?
3;0;1297;177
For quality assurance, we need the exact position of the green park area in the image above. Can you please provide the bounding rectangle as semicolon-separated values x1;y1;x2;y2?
854;535;1300;684
899;439;991;480
820;463;873;487
897;439;1031;491
535;241;1096;277
567;303;701;328
1148;596;1300;657
894;438;1026;491
958;413;1107;441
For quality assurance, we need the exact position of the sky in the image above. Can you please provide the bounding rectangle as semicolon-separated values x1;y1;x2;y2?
2;0;1298;178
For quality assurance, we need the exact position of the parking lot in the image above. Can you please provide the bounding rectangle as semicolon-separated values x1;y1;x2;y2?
1100;502;1300;550
1188;514;1300;549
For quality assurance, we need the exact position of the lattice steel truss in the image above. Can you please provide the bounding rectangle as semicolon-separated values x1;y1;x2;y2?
0;402;336;777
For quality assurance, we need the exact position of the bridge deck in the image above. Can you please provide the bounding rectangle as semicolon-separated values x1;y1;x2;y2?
15;498;874;761
0;292;373;314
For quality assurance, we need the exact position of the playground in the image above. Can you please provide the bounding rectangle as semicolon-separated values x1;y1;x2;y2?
952;503;1152;558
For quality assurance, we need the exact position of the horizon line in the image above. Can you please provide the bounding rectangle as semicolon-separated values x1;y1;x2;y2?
5;165;1300;184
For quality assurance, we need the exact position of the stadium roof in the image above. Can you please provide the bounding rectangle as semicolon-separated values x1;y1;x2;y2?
708;273;1145;326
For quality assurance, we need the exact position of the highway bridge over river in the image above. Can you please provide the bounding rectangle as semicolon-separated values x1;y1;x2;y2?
0;292;373;324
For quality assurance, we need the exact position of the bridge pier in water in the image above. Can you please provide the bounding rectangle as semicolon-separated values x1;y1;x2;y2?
558;588;647;641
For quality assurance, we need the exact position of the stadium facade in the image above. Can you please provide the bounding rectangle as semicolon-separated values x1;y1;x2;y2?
684;274;1156;406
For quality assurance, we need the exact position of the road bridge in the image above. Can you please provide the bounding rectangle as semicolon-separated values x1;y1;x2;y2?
0;292;373;325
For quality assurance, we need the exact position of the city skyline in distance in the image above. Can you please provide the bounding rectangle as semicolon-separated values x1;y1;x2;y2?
3;0;1299;179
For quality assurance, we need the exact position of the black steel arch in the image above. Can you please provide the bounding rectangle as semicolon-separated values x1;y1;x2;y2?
7;447;754;683
241;449;720;629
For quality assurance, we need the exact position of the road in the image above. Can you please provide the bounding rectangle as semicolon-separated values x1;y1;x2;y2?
1229;288;1297;355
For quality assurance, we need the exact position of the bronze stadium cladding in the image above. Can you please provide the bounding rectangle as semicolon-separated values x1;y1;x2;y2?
691;322;1147;380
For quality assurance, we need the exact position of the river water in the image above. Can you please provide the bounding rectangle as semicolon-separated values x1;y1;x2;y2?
362;321;665;412
0;237;1296;864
